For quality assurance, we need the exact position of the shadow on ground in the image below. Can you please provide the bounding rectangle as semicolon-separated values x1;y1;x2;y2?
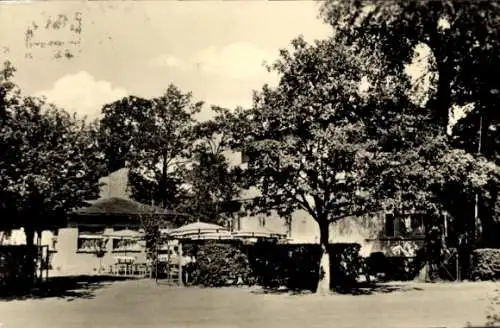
0;275;138;302
251;282;424;296
349;282;424;295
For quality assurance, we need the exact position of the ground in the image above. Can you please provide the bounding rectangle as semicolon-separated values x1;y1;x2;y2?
0;278;497;328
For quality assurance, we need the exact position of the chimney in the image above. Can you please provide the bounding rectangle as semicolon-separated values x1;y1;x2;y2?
100;168;130;199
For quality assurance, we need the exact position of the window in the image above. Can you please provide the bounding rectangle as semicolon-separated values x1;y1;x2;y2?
77;226;106;253
411;213;425;235
286;217;292;238
77;237;107;253
241;151;250;164
112;238;141;252
385;213;426;238
51;237;58;251
258;216;266;228
385;213;395;237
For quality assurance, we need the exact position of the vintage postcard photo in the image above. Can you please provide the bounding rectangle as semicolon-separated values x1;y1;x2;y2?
0;1;498;327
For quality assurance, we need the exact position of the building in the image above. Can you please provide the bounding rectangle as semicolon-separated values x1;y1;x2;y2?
1;155;434;277
227;150;429;257
0;169;184;276
51;196;183;276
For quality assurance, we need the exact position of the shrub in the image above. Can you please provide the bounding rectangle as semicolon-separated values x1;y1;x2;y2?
183;242;361;291
329;243;361;290
471;248;500;281
187;242;254;287
0;245;37;294
247;243;361;292
364;252;420;281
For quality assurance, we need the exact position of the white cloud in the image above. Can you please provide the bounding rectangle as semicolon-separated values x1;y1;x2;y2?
149;42;279;82
193;42;279;80
35;71;127;121
149;54;186;69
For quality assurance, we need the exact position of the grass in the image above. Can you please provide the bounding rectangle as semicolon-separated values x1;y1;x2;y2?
0;278;497;328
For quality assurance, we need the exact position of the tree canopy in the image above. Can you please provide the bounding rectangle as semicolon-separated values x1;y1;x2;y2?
99;84;202;210
319;0;500;247
0;61;105;239
225;31;500;290
184;107;243;225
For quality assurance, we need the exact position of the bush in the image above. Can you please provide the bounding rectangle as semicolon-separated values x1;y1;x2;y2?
364;252;421;281
183;242;361;291
330;243;361;290
247;243;361;292
0;245;37;294
187;242;254;287
471;248;500;281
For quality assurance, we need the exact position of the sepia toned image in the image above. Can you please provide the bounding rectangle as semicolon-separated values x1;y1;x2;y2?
0;0;499;327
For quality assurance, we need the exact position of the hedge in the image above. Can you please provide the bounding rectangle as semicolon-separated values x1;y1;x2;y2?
471;248;500;281
183;241;361;292
0;245;37;294
185;243;254;287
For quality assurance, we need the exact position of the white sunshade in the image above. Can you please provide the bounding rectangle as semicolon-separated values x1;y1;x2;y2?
168;222;229;237
187;231;235;240
232;225;286;238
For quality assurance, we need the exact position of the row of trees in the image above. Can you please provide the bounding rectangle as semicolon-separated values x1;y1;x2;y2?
2;0;500;292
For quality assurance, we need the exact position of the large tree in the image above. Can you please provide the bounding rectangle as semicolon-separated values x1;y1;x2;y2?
320;0;500;246
320;0;500;133
99;85;203;211
226;37;384;293
227;35;500;292
183;107;243;225
0;62;105;278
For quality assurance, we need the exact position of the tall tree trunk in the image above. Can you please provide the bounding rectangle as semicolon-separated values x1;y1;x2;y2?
316;220;331;295
433;58;452;133
426;33;452;134
24;227;36;287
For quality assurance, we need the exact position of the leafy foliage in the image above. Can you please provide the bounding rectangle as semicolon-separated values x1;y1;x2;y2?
99;85;202;211
185;242;254;287
0;61;105;237
320;1;500;131
248;243;361;292
471;248;500;281
183;242;361;291
0;245;38;294
320;0;500;246
183;107;244;225
226;37;383;237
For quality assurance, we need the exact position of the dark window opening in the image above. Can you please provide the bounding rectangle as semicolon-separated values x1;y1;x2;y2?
241;151;250;164
385;213;395;237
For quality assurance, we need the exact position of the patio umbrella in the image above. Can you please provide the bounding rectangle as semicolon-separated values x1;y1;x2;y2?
168;222;229;238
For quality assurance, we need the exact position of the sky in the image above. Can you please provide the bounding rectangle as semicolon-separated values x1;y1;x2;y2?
0;1;332;121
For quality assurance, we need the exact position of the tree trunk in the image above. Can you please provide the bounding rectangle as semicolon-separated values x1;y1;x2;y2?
316;221;331;295
24;227;36;287
433;58;452;133
425;33;451;134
